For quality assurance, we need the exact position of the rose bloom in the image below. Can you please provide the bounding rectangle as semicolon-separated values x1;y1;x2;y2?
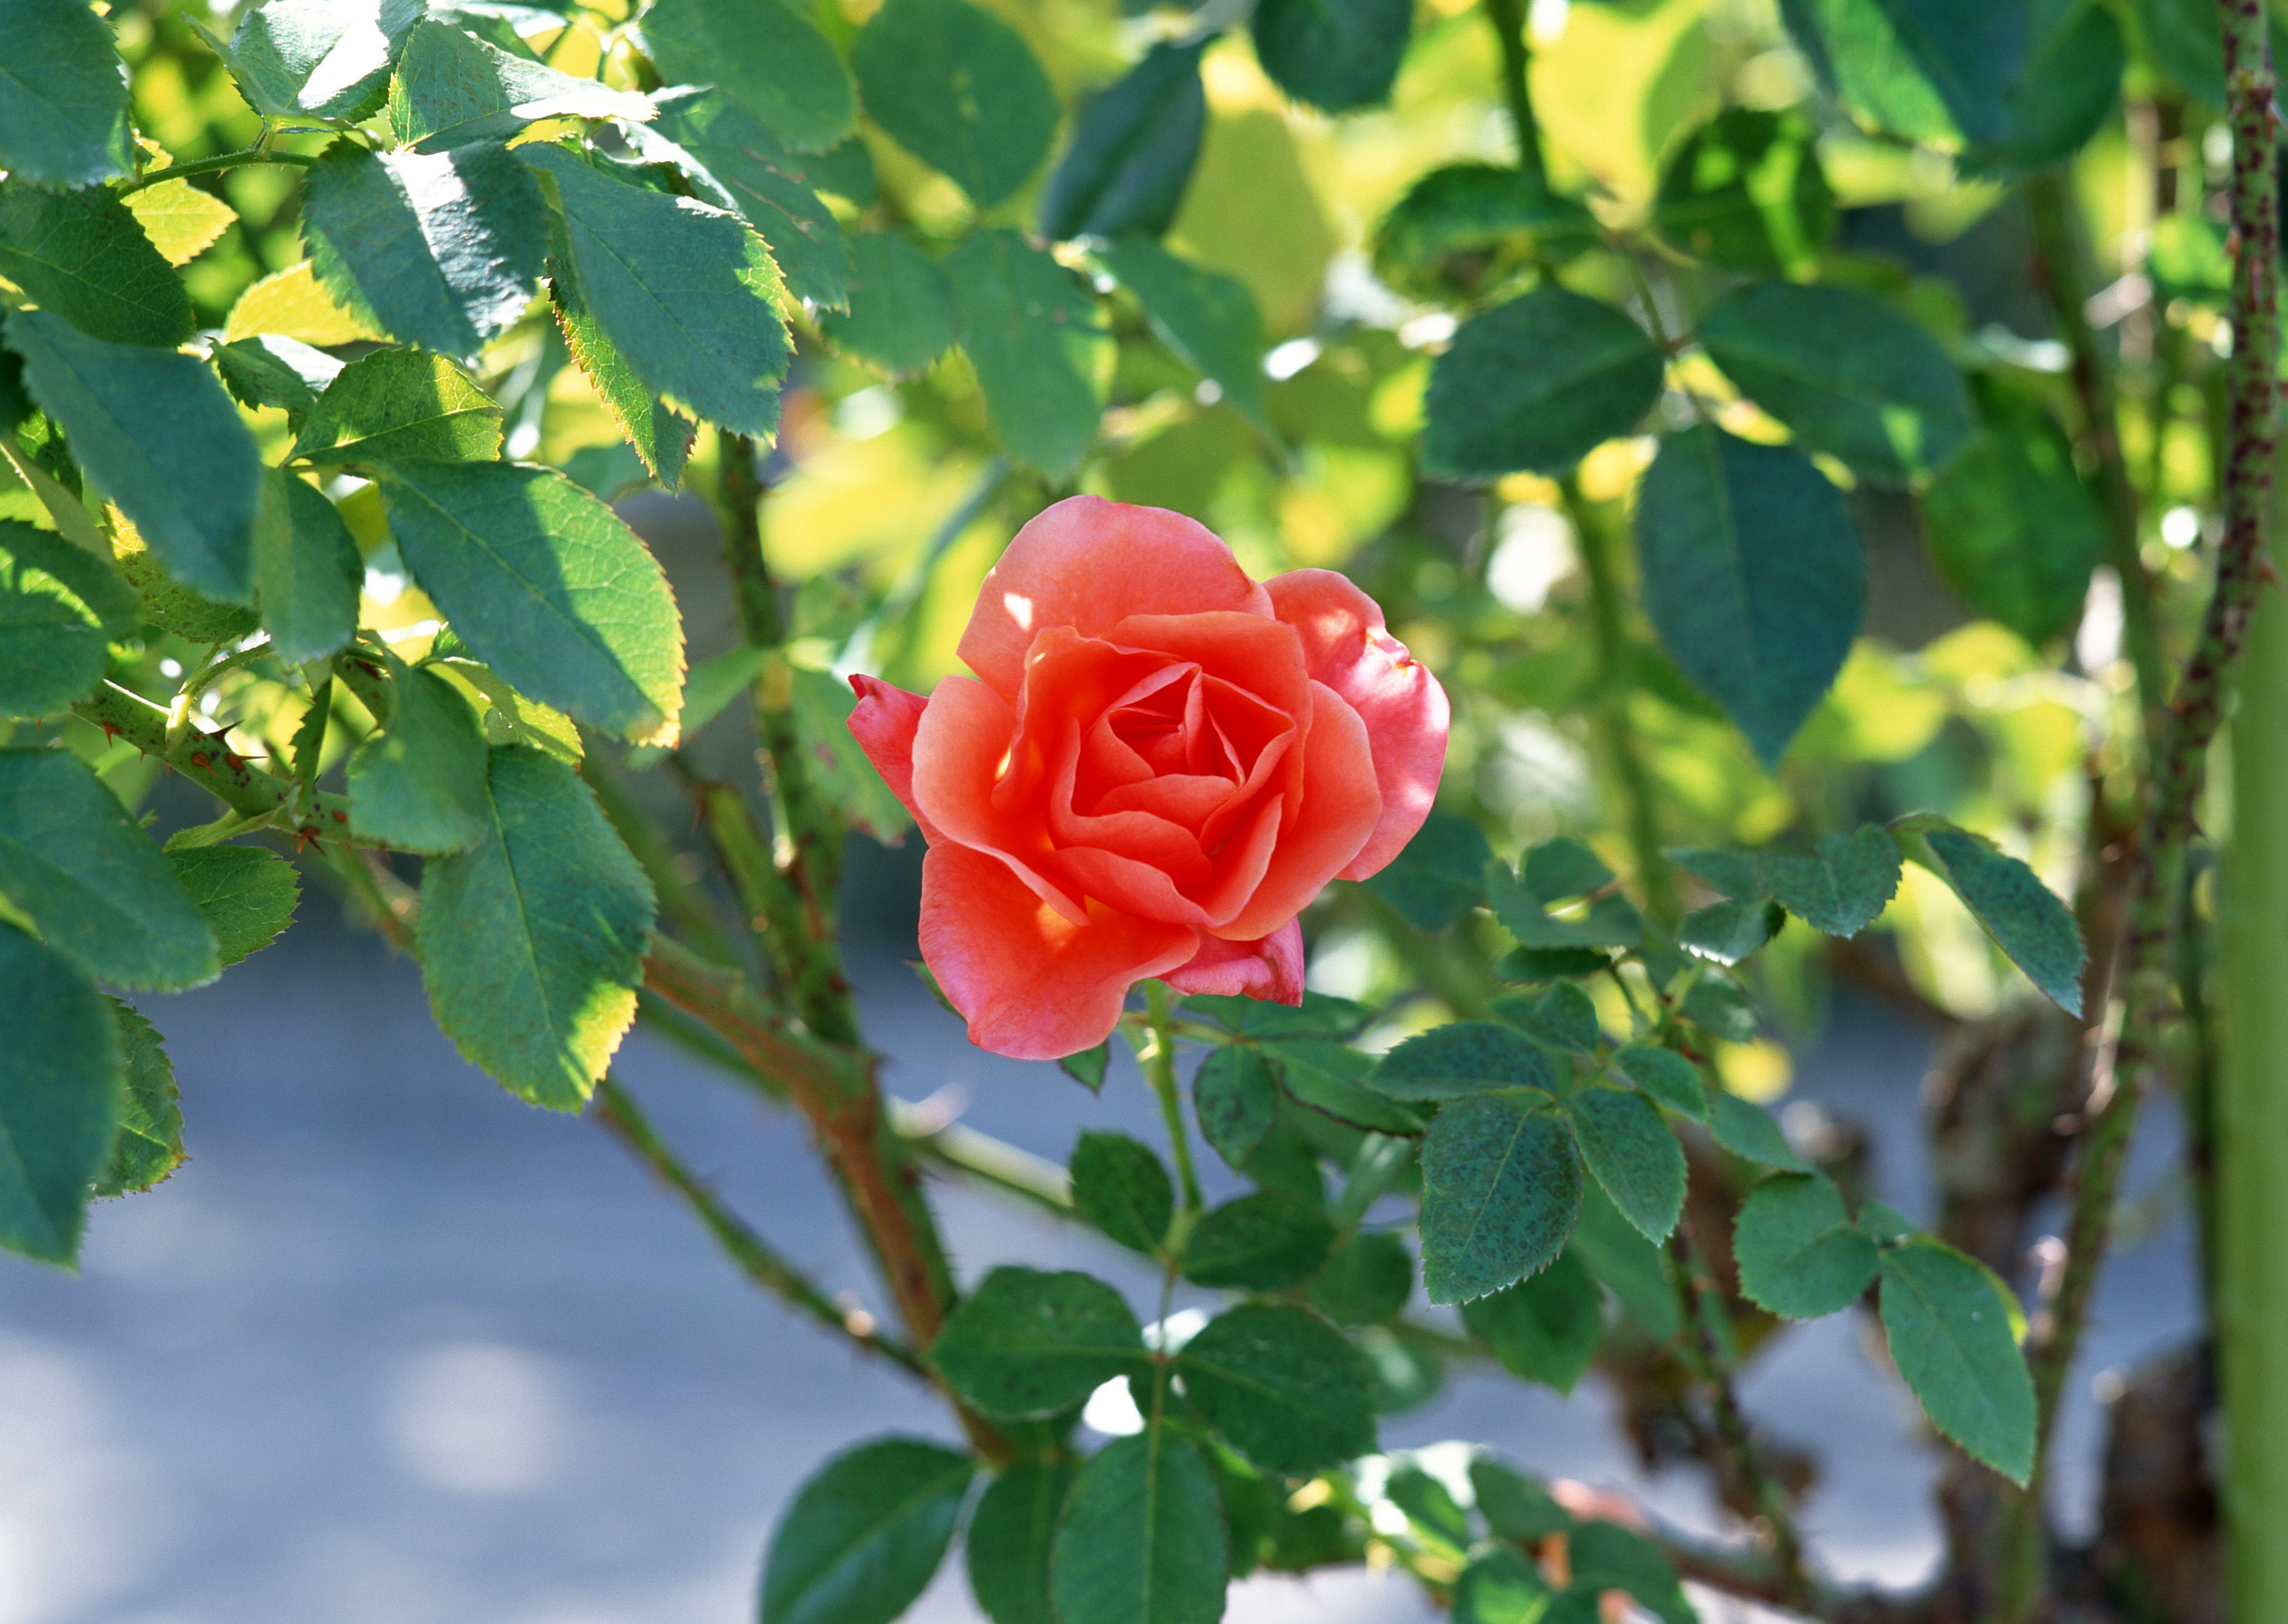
848;496;1449;1060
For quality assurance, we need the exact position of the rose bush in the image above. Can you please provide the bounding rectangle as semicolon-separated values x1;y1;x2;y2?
848;496;1449;1059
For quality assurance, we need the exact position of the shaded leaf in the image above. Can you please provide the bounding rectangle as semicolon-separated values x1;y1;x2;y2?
819;231;958;379
1049;1429;1228;1624
253;469;361;667
0;0;133;187
1423;288;1664;480
852;0;1057;208
219;0;423;120
968;1463;1077;1624
930;1266;1147;1419
1250;0;1411;112
0;180;191;347
1654;107;1834;275
389;19;651;152
165;844;298;966
0;519;137;720
945;230;1108;479
1419;1093;1581;1304
641;0;855;154
643;87;850;309
760;1436;973;1624
0;925;119;1261
1182;1189;1338;1290
1734;1171;1879;1318
1095;236;1273;439
1070;1131;1174;1255
1185;991;1371;1040
1470;1457;1573;1542
1491;982;1600;1052
1059;1041;1110;1093
1358;807;1490;931
1570;1521;1693;1624
95;997;181;1197
1307;1229;1412;1325
1266;1037;1426;1135
1879;1238;2036;1484
1484;859;1642;948
1707;1091;1809;1171
347;655;491;855
792;667;914;844
1460;1248;1602;1393
1758;825;1901;938
1372;1020;1557;1101
1677;897;1784;965
1567;1181;1681;1340
1374;162;1598;302
1177;1303;1377;1474
1194;1043;1278;1168
213;334;342;416
1041;40;1208;242
551;284;695;489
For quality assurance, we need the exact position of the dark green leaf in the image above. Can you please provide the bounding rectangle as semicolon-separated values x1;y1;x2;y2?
1635;425;1864;767
1360;807;1491;931
1569;1521;1692;1624
219;0;423;121
1491;982;1601;1053
853;0;1057;208
1524;837;1613;902
0;345;26;434
0;520;136;719
1672;844;1760;900
1419;1093;1581;1304
1707;1090;1809;1171
525;143;790;442
1460;1248;1602;1393
1250;0;1412;113
1677;897;1784;965
643;88;850;310
0;925;119;1261
1187;990;1371;1040
1484;859;1642;948
1566;1087;1684;1242
1094;237;1273;439
819;232;959;379
1423;288;1664;480
1371;1021;1556;1101
1049;1429;1228;1624
1567;1180;1680;1339
1354;1322;1444;1415
1859;1198;1918;1243
1041;40;1208;241
1699;281;1975;485
299;139;547;361
5;308;260;605
1307;1229;1412;1325
1907;821;2086;1014
389;19;651;152
760;1436;973;1624
165;844;298;966
0;0;133;187
292;349;503;468
1381;1465;1465;1556
1780;0;2020;148
1059;1041;1110;1093
0;181;191;348
1610;1045;1706;1120
1758;825;1902;938
1681;969;1759;1042
378;458;686;745
945;230;1108;479
1469;1456;1573;1542
95;997;181;1197
551;282;696;489
788;136;877;207
1494;944;1612;981
1734;1171;1879;1318
416;746;655;1108
1982;0;2124;168
1878;1239;2036;1484
1194;1043;1279;1167
792;666;914;844
1374;162;1598;302
0;747;218;990
1654;108;1834;275
214;334;341;416
1177;1303;1377;1474
641;0;855;154
1454;1546;1552;1624
347;655;490;854
253;469;361;667
1182;1188;1338;1289
930;1266;1147;1419
1070;1131;1174;1255
968;1463;1076;1624
1267;1038;1427;1134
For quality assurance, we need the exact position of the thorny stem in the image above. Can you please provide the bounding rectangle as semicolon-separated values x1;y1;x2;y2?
1139;980;1204;1215
2002;7;2283;1614
74;680;357;837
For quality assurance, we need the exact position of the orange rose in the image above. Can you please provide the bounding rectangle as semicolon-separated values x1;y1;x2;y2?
848;496;1450;1059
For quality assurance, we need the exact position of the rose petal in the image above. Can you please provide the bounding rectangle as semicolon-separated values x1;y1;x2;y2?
920;843;1199;1060
846;676;941;842
1163;919;1305;1005
909;675;1089;925
1108;611;1310;720
1048;720;1211;888
960;496;1274;702
1215;679;1381;941
1266;568;1450;881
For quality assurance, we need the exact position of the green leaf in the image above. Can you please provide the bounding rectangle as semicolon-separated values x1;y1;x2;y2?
1654;107;1834;276
1373;162;1598;303
1181;1188;1338;1290
1059;1042;1110;1092
299;140;548;361
1070;1131;1174;1255
525;143;790;443
416;746;655;1108
0;519;136;720
1734;1171;1879;1319
759;1436;974;1624
292;349;503;468
0;747;219;990
1676;897;1784;965
1609;1044;1706;1120
389;19;652;152
1920;379;2106;644
165;844;298;967
1041;40;1208;241
1307;1229;1413;1325
788;136;878;208
968;1463;1077;1624
1907;822;2086;1014
0;0;133;187
1371;1021;1557;1101
1423;288;1664;480
1495;944;1612;981
1681;970;1759;1042
1484;859;1642;948
1049;1429;1228;1624
1359;807;1490;931
819;232;959;379
551;283;696;489
0;181;192;347
1699;281;1974;485
110;544;257;643
1385;1460;1471;1550
1634;424;1864;768
0;925;119;1261
5;308;260;606
1460;1248;1602;1394
945;230;1109;479
219;0;423;121
1354;1323;1444;1417
1524;837;1613;902
644;88;850;310
1177;1303;1377;1473
1671;844;1760;900
1491;982;1601;1052
377;458;686;745
930;1266;1147;1419
253;469;361;667
1569;1521;1692;1624
1194;1043;1279;1168
640;0;855;154
1186;990;1371;1040
1454;1546;1553;1624
1566;1087;1685;1243
1419;1093;1581;1304
1094;237;1273;440
214;334;342;416
852;0;1057;208
1706;1090;1809;1171
1265;1038;1426;1135
1250;0;1412;112
1779;0;2020;149
95;997;181;1197
1470;1457;1573;1542
1878;1238;2036;1484
792;666;914;845
347;656;490;854
1982;0;2124;168
1758;825;1901;938
1567;1180;1680;1339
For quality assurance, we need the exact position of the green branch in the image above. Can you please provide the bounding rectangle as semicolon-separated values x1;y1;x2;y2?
1480;0;1544;179
118;147;317;193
